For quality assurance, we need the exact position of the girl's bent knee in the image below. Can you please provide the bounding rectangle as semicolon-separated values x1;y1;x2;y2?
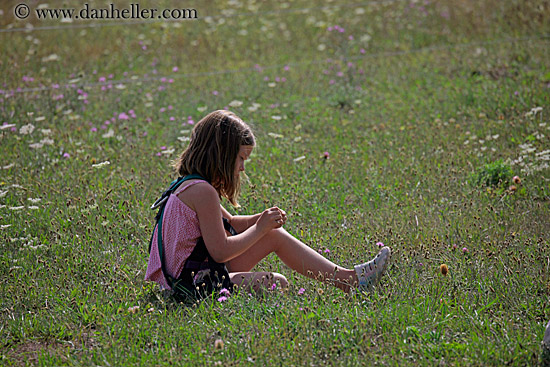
273;272;289;288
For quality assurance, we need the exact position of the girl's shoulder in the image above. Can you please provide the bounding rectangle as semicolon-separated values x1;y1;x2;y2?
176;180;218;210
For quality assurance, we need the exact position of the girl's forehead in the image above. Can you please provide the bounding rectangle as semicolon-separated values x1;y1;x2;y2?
240;145;254;157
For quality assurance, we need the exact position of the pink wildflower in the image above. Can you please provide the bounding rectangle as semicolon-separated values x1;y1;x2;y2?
298;288;305;295
118;112;129;120
376;242;384;248
219;288;230;296
271;283;277;291
462;247;469;254
217;296;227;302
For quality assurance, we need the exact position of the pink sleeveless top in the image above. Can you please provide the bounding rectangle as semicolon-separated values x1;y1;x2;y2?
145;180;205;290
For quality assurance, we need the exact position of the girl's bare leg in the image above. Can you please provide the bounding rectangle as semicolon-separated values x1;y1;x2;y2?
226;228;357;292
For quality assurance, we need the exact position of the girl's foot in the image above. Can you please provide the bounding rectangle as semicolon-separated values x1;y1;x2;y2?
354;246;391;291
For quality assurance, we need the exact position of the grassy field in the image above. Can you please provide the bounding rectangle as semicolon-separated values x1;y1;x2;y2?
1;0;549;365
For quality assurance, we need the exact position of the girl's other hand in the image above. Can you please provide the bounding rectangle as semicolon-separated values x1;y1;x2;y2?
257;207;286;232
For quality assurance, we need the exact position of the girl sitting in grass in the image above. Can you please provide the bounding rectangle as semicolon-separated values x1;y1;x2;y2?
145;110;391;300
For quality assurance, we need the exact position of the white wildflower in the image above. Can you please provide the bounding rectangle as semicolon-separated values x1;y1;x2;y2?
271;115;282;121
92;161;110;169
35;116;45;122
29;142;44;149
41;129;52;135
2;163;14;170
317;44;326;51
9;206;24;211
27;206;40;210
248;103;261;112
161;148;175;155
268;82;276;88
268;132;284;139
102;129;115;138
19;124;35;135
29;244;46;250
197;106;207;112
293;156;306;162
0;190;8;198
40;137;54;145
27;198;41;203
228;100;243;107
525;106;543;117
1;224;12;229
41;53;60;62
536;150;550;161
361;34;372;42
0;124;15;130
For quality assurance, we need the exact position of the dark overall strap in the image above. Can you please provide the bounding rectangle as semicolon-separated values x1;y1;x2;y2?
150;174;207;289
184;218;237;270
150;174;237;292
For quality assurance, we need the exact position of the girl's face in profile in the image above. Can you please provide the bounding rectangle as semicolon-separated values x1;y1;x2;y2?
235;145;253;178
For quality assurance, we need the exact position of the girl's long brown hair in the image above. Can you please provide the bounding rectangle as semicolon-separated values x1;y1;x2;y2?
173;110;255;206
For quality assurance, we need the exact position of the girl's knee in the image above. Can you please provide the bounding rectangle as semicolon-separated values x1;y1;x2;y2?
272;272;289;288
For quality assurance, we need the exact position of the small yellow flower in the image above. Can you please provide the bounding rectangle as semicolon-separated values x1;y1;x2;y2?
440;264;449;276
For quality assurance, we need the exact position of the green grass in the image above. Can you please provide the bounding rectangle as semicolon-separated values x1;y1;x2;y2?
1;0;549;365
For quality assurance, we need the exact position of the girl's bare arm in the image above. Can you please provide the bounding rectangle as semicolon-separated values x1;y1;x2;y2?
192;183;283;263
220;205;261;233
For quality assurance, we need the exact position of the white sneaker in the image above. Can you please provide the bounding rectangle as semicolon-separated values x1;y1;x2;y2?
354;246;391;292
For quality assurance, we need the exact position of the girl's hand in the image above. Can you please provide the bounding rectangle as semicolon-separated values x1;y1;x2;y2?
257;207;286;232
